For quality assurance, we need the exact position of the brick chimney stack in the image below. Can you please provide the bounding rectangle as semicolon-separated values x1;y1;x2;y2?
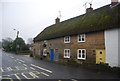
86;3;93;13
111;0;118;6
55;17;60;24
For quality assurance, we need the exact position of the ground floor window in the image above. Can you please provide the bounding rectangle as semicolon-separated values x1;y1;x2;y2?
64;49;70;58
77;49;86;60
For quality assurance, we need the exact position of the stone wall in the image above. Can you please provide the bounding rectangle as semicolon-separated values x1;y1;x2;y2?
33;31;105;64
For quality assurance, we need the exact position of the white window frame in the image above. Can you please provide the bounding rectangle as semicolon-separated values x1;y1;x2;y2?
43;49;47;56
64;49;70;58
78;34;86;43
77;49;86;60
64;36;70;43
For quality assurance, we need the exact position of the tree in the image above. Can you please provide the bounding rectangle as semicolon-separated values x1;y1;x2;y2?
12;37;25;52
2;38;13;51
6;38;13;42
2;37;30;53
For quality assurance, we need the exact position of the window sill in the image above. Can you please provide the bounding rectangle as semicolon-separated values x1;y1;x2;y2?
64;57;70;58
78;41;85;43
64;42;70;43
77;58;86;60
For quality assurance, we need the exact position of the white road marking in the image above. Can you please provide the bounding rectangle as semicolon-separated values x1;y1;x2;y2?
14;74;21;81
19;60;25;63
2;77;13;81
30;67;36;70
2;71;49;80
23;64;27;66
18;66;27;70
29;72;39;78
0;68;4;72
41;72;49;77
10;56;14;59
18;62;21;64
7;67;12;71
2;75;14;81
15;66;20;70
58;80;62;81
8;67;13;71
1;66;28;72
17;59;20;60
31;64;52;73
71;79;78;81
21;73;30;79
17;59;25;63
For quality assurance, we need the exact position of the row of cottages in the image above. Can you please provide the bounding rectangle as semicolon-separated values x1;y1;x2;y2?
33;0;120;67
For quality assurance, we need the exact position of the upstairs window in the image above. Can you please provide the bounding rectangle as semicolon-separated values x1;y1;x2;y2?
78;34;85;42
77;49;86;60
64;36;70;43
64;49;70;58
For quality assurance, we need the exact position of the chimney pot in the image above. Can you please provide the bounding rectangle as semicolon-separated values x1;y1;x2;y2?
86;3;93;13
111;0;118;5
55;17;60;24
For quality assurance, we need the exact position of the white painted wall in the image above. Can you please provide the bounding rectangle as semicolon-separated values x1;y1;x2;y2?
105;28;120;67
118;28;120;67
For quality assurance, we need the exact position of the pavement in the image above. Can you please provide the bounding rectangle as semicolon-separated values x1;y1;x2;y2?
0;50;120;81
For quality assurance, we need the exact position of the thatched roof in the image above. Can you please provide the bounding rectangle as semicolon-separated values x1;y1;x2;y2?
34;4;120;42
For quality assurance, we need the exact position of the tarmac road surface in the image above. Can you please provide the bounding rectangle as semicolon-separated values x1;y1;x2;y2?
0;50;119;81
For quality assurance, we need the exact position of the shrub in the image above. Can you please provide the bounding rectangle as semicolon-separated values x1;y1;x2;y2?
99;62;109;66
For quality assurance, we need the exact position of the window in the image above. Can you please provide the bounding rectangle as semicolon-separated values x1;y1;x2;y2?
78;34;85;42
64;36;70;43
77;49;86;60
64;49;70;58
43;49;47;56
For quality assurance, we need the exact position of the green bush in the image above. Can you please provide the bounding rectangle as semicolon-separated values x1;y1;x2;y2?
112;67;120;74
99;62;109;66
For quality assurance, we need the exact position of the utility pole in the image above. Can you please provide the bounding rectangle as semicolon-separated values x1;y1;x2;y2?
13;29;19;38
13;29;19;54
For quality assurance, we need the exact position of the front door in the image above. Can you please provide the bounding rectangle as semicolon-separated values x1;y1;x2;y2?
54;49;59;61
96;49;106;64
50;49;54;61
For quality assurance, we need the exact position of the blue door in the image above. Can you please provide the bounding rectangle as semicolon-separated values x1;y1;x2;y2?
50;49;54;61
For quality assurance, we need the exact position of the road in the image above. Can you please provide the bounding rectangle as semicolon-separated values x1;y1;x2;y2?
0;50;120;81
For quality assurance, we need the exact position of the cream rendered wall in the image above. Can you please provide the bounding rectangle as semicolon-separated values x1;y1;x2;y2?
118;28;120;67
105;28;120;67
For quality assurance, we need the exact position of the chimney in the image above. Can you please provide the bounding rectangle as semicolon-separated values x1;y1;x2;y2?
55;17;60;24
111;0;118;6
86;3;93;13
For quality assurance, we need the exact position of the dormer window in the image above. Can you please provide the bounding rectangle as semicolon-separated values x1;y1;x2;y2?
64;36;70;43
78;34;85;43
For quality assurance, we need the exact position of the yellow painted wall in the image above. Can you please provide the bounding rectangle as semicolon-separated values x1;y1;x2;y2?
96;49;106;64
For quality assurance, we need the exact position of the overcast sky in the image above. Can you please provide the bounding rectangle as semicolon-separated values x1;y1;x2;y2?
0;0;117;43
